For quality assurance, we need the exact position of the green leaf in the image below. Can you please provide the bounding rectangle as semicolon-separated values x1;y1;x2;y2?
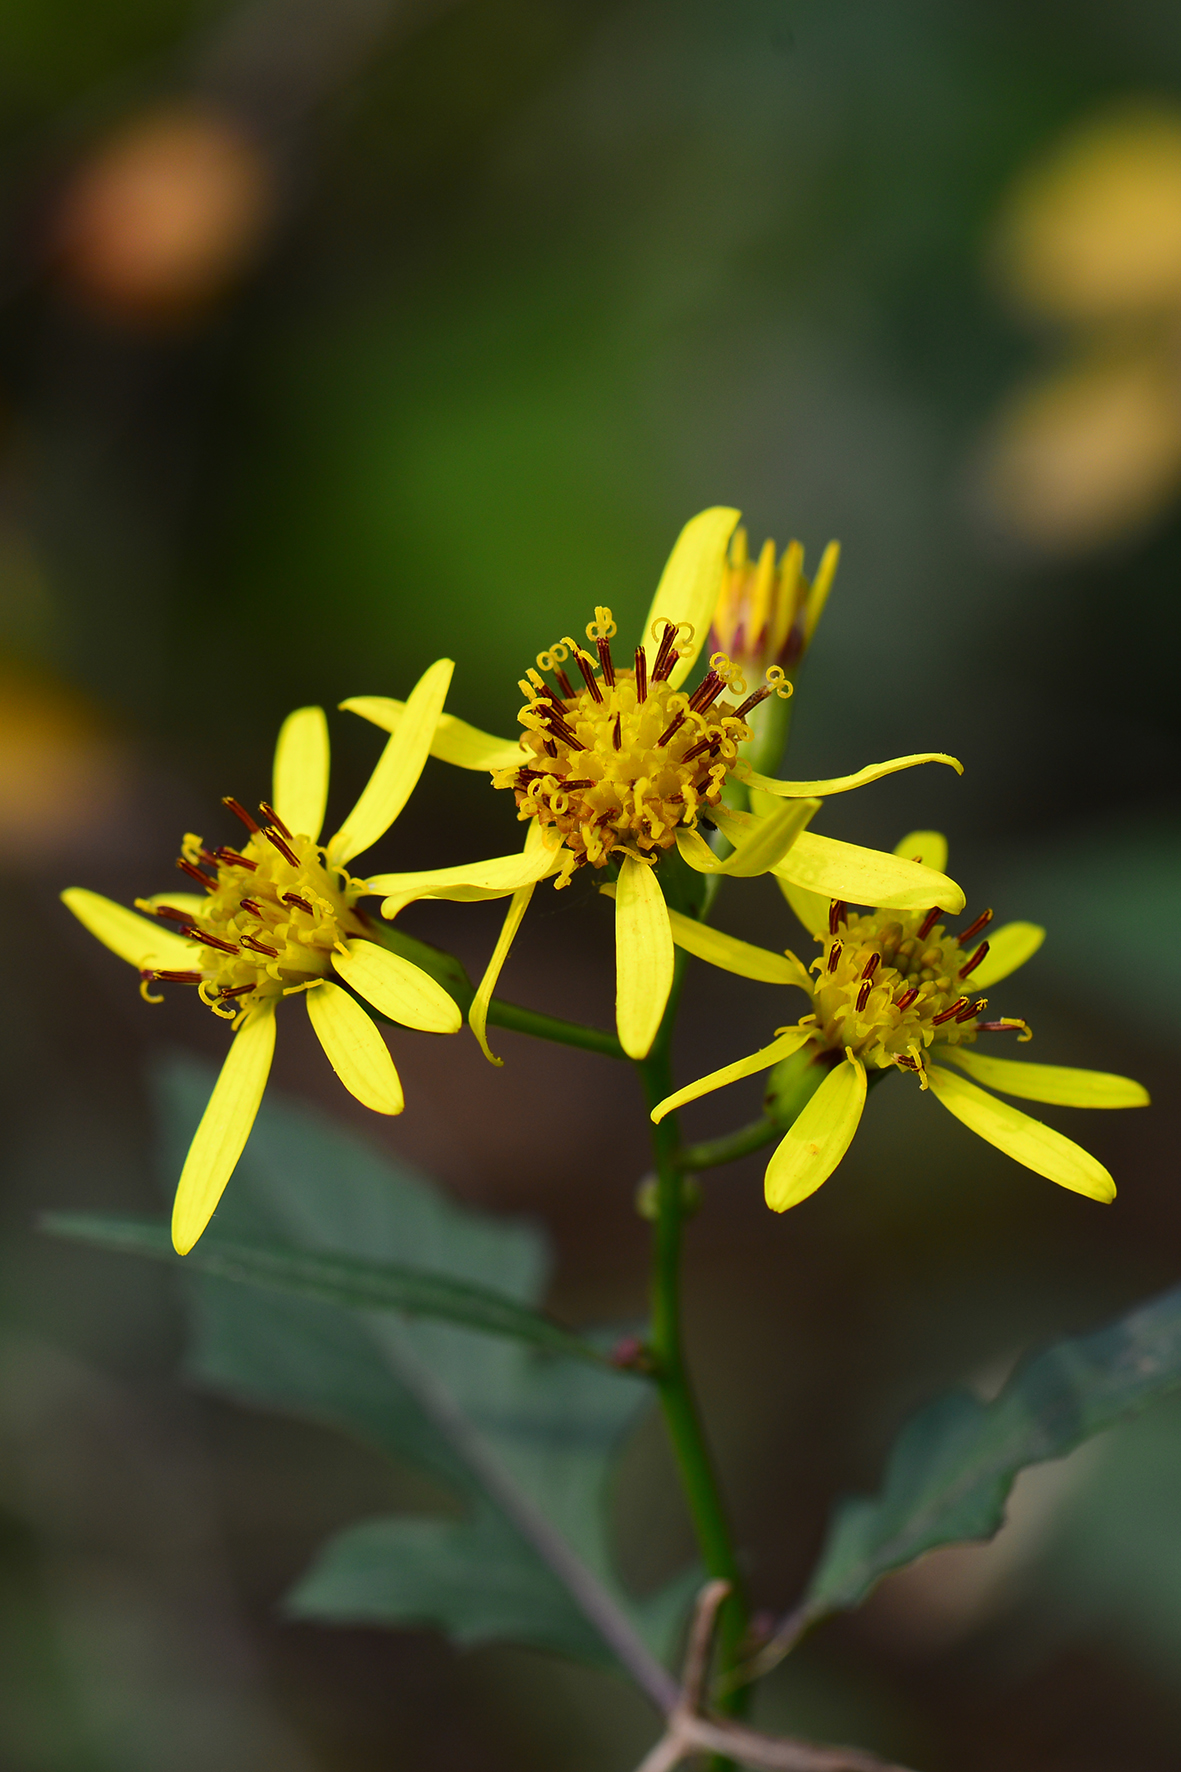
136;1060;694;1673
40;1211;612;1368
801;1282;1181;1625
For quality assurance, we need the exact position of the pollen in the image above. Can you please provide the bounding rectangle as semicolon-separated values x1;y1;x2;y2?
807;903;1031;1088
493;608;789;878
137;798;368;1023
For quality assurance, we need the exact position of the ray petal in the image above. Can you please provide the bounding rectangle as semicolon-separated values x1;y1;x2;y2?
615;856;675;1060
651;1027;815;1124
893;830;948;874
272;705;330;841
340;696;521;771
775;875;830;937
306;981;404;1114
927;1064;1115;1201
764;1055;867;1212
171;1004;276;1254
968;921;1045;987
641;507;741;688
368;841;561;920
470;884;536;1065
601;886;811;987
332;940;462;1034
62;887;201;971
941;1047;1149;1109
773;832;965;913
747;752;961;798
328;658;454;865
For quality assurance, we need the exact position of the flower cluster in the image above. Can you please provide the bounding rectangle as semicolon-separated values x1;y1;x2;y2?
65;506;1147;1252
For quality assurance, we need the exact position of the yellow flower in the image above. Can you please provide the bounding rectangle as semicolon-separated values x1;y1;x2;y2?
651;830;1148;1211
711;526;838;679
62;661;462;1254
342;510;965;1063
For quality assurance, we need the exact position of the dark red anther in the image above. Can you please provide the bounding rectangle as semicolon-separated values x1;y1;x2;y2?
856;979;873;1012
239;898;265;916
542;707;581;749
656;710;686;747
259;801;292;840
223;796;260;832
651;621;679;681
688;671;723;714
554;668;576;700
283;893;313;914
543;739;557;758
240;933;279;957
188;928;240;955
612;713;622;751
895;986;919;1011
680;733;715;764
827;939;842;973
214;846;257;870
152;969;205;984
561;778;594;790
977;1019;1025;1033
265;828;300;867
572;649;603;704
828;900;847;935
917;906;942;940
218;983;256;999
596;635;616;687
932;996;969;1025
153;905;195;926
732;683;773;722
177;858;215;890
958;907;994;944
956;997;985;1022
861;952;880;980
633;646;648;704
959;940;990;979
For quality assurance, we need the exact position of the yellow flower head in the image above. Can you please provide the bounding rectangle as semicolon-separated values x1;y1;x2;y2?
652;830;1149;1213
711;527;839;680
62;661;462;1254
344;510;965;1065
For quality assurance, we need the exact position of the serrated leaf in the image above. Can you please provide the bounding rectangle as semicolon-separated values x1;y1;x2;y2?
137;1059;693;1675
40;1212;610;1368
801;1282;1181;1625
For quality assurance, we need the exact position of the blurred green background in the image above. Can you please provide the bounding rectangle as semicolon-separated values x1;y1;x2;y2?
2;0;1181;1766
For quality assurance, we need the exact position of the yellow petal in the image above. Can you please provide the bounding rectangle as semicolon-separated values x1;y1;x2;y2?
306;981;404;1114
764;1055;867;1212
676;799;818;878
600;887;811;987
615;856;674;1060
968;921;1045;987
802;540;840;646
62;887;201;971
775;875;830;938
272;705;330;841
773;832;965;913
368;842;561;920
893;830;948;873
926;1064;1115;1202
139;892;207;917
340;696;522;771
470;884;535;1065
941;1047;1149;1109
328;658;454;866
651;1027;815;1124
747;753;962;799
332;939;462;1034
641;507;741;689
171;1004;276;1254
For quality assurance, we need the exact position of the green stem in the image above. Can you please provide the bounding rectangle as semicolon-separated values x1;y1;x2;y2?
678;1117;779;1172
638;965;748;1725
483;998;624;1059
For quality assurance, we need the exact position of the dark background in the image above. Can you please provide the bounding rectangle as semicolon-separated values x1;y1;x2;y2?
2;2;1180;1766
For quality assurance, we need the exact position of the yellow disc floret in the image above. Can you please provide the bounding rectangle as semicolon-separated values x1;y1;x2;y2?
493;608;789;878
806;901;1030;1086
137;796;369;1024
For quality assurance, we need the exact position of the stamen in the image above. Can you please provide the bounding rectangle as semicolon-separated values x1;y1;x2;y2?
153;905;195;926
259;801;293;840
283;893;313;914
240;934;280;957
188;928;239;954
152;969;205;984
856;979;873;1012
218;983;256;999
554;668;576;700
265;828;301;867
932;996;969;1025
828;900;847;935
572;649;603;704
959;940;990;979
651;622;679;681
861;953;880;980
656;710;686;747
732;683;773;721
680;733;716;764
543;739;557;758
223;796;260;832
634;646;648;704
917;906;941;940
239;898;266;916
214;846;257;870
956;997;986;1022
687;671;722;714
895;986;919;1011
177;858;215;890
958;907;994;944
596;635;615;686
612;713;622;751
542;708;581;749
827;940;842;973
561;778;594;790
978;1018;1030;1035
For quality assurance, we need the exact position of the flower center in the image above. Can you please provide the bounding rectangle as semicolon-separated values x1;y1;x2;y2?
806;901;1028;1081
493;607;787;877
137;796;368;1020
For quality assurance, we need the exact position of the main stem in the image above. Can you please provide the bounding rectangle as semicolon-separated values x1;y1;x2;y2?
638;973;748;1720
